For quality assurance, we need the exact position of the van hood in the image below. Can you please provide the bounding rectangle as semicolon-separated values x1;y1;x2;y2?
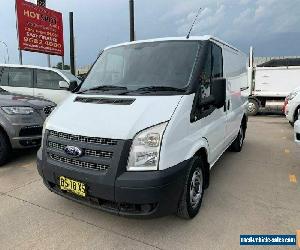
46;94;183;139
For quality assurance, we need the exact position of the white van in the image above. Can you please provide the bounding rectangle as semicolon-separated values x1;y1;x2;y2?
37;36;248;219
0;64;80;104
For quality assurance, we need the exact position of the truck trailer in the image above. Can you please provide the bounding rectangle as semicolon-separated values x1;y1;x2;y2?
247;48;300;115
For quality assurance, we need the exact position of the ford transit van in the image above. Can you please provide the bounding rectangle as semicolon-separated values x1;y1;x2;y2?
37;36;248;219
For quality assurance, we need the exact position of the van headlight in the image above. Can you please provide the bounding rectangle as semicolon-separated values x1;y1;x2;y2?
40;117;49;150
127;122;168;171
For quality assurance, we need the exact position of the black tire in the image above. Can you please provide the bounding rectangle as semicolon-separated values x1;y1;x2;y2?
247;99;259;116
230;125;244;152
0;131;10;166
177;156;205;219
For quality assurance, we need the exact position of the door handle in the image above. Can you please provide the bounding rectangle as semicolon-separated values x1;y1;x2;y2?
227;100;230;110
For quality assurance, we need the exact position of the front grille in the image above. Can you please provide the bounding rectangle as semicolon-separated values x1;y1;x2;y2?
48;153;109;171
19;126;43;137
43;106;54;116
48;130;117;146
48;141;113;158
46;130;126;174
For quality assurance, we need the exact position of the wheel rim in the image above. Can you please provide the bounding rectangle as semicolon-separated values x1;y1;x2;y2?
239;127;244;147
248;102;256;113
189;168;203;209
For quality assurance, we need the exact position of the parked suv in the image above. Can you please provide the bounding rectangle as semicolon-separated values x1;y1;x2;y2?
37;36;248;219
0;64;80;104
0;87;55;165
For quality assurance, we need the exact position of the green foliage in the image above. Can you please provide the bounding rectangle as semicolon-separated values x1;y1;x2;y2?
54;62;71;70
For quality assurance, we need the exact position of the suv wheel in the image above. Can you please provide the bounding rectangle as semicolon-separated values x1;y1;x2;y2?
177;156;205;219
0;131;10;166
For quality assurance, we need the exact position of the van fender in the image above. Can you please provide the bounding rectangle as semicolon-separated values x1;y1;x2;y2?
185;137;210;163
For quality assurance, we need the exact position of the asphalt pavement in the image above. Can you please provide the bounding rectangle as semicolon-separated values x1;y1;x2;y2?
0;116;299;250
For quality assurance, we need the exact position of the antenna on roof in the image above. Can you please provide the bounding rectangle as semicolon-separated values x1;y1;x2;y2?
186;7;202;39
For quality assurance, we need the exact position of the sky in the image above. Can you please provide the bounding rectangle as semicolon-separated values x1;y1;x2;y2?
0;0;299;68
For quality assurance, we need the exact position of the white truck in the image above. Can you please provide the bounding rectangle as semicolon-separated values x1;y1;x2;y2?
37;36;248;219
247;48;300;115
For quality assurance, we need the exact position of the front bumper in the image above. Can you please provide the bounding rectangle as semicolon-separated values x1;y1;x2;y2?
3;114;44;149
37;148;190;218
10;125;43;148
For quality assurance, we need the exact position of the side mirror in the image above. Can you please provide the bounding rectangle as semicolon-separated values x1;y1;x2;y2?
59;81;69;89
211;78;226;109
199;95;215;107
69;81;78;92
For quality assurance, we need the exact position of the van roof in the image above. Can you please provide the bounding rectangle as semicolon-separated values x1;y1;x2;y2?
105;35;242;53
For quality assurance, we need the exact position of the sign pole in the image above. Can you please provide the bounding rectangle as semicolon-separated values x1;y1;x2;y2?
15;0;22;64
129;0;135;41
37;0;51;67
47;55;51;67
69;12;75;75
19;50;23;65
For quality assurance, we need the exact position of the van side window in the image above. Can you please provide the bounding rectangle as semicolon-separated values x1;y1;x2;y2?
36;70;65;90
199;43;223;100
200;50;212;99
8;68;33;87
212;44;223;78
0;67;9;86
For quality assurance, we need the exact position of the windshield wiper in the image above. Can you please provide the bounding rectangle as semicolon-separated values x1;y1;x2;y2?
78;85;127;94
119;86;186;95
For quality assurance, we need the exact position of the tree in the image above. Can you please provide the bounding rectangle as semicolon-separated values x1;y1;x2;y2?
54;62;70;70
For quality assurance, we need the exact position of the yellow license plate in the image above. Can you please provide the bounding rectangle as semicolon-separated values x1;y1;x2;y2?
59;176;86;197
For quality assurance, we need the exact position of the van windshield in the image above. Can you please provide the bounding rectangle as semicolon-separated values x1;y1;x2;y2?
79;41;201;94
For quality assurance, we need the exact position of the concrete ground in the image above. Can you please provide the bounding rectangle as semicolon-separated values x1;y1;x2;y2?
0;116;299;250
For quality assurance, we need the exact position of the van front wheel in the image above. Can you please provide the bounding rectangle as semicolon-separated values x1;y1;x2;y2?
176;156;204;219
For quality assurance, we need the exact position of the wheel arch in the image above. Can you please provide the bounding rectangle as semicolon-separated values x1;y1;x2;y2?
0;124;12;149
194;147;210;189
293;105;300;122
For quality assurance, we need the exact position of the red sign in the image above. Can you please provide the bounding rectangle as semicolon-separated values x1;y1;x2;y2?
16;0;64;56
